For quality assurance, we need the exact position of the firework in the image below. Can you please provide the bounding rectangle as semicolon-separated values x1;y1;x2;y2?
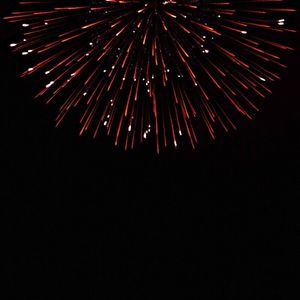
5;0;296;152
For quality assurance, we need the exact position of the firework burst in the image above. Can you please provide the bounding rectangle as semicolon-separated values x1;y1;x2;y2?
5;0;296;152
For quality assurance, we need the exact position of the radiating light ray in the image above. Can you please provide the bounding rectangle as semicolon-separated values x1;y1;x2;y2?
5;0;296;152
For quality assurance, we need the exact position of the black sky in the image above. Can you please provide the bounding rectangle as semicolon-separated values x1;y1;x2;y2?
1;1;300;299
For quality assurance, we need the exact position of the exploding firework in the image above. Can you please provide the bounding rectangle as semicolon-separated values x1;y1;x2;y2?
5;0;296;152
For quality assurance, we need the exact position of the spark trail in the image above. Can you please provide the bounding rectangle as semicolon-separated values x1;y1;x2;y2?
5;0;296;152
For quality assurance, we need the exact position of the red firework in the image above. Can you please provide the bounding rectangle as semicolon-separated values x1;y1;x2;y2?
4;0;296;152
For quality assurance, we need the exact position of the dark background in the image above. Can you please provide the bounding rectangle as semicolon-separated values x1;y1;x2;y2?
1;1;300;299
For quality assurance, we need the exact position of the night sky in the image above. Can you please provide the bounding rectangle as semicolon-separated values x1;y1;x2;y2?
2;0;300;298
